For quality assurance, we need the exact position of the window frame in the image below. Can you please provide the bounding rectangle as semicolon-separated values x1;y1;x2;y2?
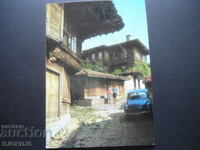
98;52;103;60
91;53;96;61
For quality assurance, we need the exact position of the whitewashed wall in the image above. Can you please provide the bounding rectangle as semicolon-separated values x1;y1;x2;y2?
124;76;146;99
124;76;134;99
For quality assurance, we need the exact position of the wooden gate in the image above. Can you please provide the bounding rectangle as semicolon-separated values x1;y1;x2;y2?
46;69;60;121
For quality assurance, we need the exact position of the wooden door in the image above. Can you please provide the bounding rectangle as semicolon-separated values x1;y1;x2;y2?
46;70;60;121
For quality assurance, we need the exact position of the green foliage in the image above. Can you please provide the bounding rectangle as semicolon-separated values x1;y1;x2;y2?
132;60;151;77
111;69;123;75
81;59;151;78
81;60;107;73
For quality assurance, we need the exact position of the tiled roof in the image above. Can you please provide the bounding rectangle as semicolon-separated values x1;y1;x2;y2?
76;69;127;80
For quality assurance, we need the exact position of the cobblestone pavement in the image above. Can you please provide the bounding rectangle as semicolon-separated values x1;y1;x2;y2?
47;104;154;148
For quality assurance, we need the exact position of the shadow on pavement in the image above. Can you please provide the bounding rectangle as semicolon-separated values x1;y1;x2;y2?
58;110;154;148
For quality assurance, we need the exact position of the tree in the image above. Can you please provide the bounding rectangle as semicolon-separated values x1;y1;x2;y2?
81;60;107;73
131;60;151;77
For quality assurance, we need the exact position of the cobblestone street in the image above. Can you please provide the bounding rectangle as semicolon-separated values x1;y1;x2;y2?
47;104;154;148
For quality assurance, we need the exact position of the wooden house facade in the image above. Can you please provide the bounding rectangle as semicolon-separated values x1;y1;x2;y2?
82;39;149;72
71;69;126;107
82;39;149;95
45;2;124;139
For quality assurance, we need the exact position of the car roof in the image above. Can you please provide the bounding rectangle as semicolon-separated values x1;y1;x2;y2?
128;89;148;94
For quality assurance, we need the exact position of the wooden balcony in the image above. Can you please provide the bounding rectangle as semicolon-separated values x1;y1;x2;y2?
109;57;134;66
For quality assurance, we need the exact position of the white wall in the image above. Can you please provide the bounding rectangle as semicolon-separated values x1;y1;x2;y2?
124;76;134;98
124;76;146;99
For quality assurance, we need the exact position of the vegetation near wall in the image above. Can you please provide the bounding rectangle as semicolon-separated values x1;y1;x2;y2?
111;69;123;75
81;60;107;73
132;60;151;77
81;59;151;78
111;60;151;77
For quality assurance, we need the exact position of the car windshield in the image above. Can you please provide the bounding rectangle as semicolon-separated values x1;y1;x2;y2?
127;92;147;100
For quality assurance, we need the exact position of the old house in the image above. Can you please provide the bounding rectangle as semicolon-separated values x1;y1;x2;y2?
82;38;149;94
82;38;149;72
71;69;126;107
45;2;124;139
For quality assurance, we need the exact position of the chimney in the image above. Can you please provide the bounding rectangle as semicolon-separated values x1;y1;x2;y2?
126;35;131;41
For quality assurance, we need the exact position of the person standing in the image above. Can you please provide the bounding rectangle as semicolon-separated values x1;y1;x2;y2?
113;86;118;104
107;87;113;104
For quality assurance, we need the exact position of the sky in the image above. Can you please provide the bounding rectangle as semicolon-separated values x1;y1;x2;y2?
82;0;149;50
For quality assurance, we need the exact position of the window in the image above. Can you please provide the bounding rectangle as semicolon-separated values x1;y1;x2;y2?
67;33;71;49
92;54;95;61
128;94;140;100
63;32;77;53
127;92;147;100
143;56;147;63
63;31;69;47
98;52;102;60
71;36;77;52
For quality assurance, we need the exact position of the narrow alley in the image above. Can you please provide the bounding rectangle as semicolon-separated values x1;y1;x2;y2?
47;103;154;148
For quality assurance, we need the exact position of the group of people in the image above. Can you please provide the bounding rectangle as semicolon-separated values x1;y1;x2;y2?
105;86;118;104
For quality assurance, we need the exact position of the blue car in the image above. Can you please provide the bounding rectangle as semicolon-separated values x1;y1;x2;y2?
124;89;152;114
